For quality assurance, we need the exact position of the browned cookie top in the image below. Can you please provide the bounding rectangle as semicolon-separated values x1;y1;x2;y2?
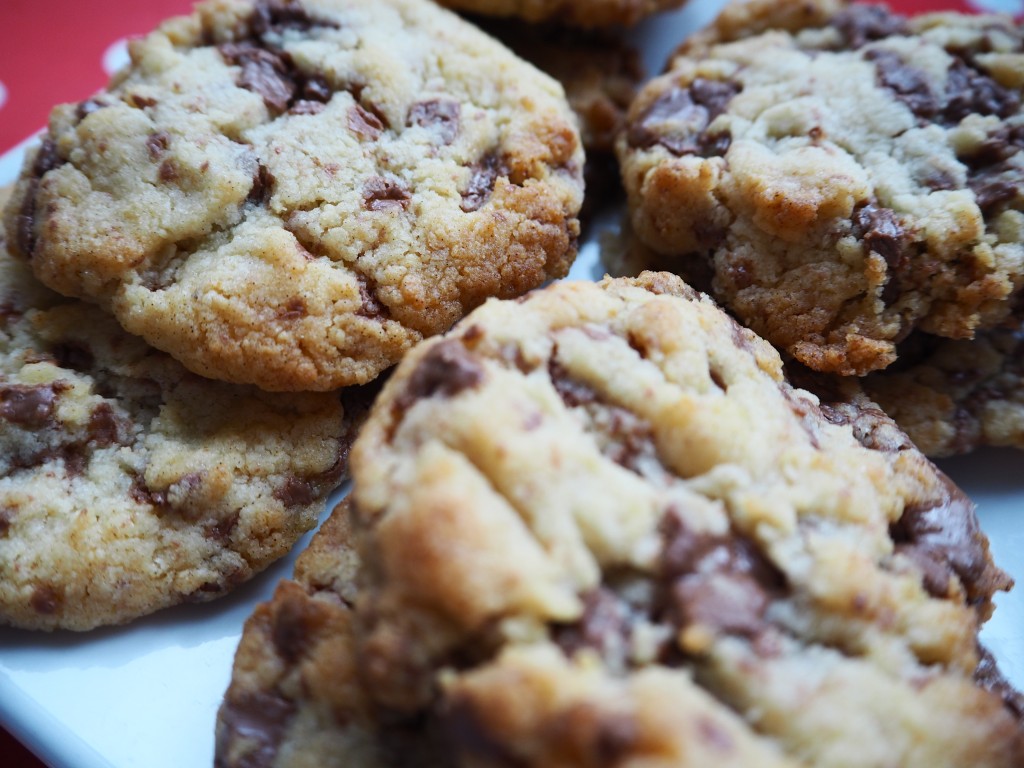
0;234;350;631
618;0;1024;376
4;0;583;391
340;273;1020;767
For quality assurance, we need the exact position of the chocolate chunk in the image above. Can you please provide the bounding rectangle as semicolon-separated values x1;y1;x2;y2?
250;0;338;39
833;5;909;49
289;100;325;115
248;163;275;204
130;94;158;109
300;75;331;102
408;99;460;144
944;59;1020;124
0;507;14;537
158;159;179;183
356;275;388;319
660;508;784;641
276;297;306;320
220;42;297;113
975;646;1024;722
852;203;906;268
348;103;385;140
30;584;61;615
205;512;239;543
215;690;297;768
460;153;507;213
271;596;323;662
273;476;316;507
130;478;168;508
866;49;937;120
626;79;739;157
88;403;120;447
961;125;1024;215
146;131;170;159
364;176;411;211
16;138;66;257
891;474;1010;604
553;588;633;661
0;382;68;428
394;340;485;415
75;98;108;121
548;359;598;408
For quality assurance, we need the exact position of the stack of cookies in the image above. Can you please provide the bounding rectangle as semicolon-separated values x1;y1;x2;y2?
1;0;1022;766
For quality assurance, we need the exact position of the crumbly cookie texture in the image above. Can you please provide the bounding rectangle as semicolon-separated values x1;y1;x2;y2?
0;238;351;631
470;18;644;215
435;0;684;28
859;309;1024;457
617;0;1024;376
336;273;1021;767
3;0;583;392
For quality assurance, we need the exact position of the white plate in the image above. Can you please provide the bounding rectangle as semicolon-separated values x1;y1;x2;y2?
0;4;1022;767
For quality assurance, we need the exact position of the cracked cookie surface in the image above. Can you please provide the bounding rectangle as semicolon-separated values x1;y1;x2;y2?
617;0;1024;376
330;273;1021;767
0;232;351;631
3;0;583;392
859;307;1024;457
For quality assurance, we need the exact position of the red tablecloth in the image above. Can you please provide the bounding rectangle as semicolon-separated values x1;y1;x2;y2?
0;0;1017;766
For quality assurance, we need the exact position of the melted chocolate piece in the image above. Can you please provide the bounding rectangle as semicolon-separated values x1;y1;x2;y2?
549;359;599;408
460;153;507;213
866;49;937;120
276;297;306;321
553;588;633;660
205;512;239;543
30;584;61;615
146;131;170;159
852;203;907;268
832;5;909;49
0;507;14;537
364;176;411;211
271;595;322;662
88;403;120;447
220;43;296;113
0;382;68;428
626;79;739;157
975;646;1024;722
943;59;1020;124
16;138;66;257
158;159;179;183
348;103;384;140
273;476;316;508
356;274;388;319
394;340;485;416
75;98;109;121
248;163;276;205
408;100;460;144
215;690;297;768
250;0;338;38
660;508;785;641
960;124;1024;215
890;475;1009;604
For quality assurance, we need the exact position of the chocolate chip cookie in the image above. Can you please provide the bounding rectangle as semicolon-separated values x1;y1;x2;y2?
0;234;353;631
470;18;644;216
436;0;685;28
618;0;1024;376
331;273;1020;767
4;0;583;392
859;309;1024;457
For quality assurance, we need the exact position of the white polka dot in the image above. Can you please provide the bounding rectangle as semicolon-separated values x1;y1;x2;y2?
0;80;7;111
968;0;1024;13
102;38;131;76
